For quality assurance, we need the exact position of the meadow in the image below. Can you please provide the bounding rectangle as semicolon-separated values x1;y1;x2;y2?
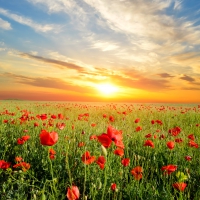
0;101;200;200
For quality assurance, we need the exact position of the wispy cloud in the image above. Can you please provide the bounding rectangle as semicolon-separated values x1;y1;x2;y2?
1;72;95;93
19;53;85;71
0;17;12;30
180;74;195;82
91;41;119;51
0;7;61;33
157;73;175;78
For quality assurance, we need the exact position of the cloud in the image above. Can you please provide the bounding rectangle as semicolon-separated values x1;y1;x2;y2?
0;17;12;30
0;7;60;32
91;41;119;51
180;74;195;82
1;72;95;93
157;73;175;78
19;53;85;71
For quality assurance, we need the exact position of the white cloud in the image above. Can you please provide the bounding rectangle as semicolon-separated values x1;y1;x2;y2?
0;7;60;33
174;0;182;10
0;17;12;30
91;41;119;51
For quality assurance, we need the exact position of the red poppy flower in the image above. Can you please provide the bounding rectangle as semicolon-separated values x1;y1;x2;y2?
90;135;98;140
135;118;140;123
34;122;39;127
21;135;30;141
98;126;124;149
136;126;142;132
167;141;175;150
121;158;130;167
103;114;107;118
40;130;58;146
58;113;64;120
0;160;11;170
161;165;177;175
91;123;96;127
109;116;115;122
96;156;106;169
49;148;56;160
145;133;152;138
78;142;85;147
13;162;30;172
40;114;47;120
172;182;187;191
15;157;23;162
175;138;183;143
51;114;57;119
131;166;143;180
144;140;154;148
56;122;66;130
97;134;112;148
188;134;195;141
151;120;155;124
81;151;96;165
188;140;198;148
114;148;124;157
66;186;80;200
17;138;25;145
168;126;181;136
111;183;117;191
185;156;192;161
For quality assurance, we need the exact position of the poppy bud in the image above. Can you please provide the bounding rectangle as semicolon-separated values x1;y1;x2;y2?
101;145;107;157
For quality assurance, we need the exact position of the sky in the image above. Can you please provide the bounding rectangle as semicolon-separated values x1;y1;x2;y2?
0;0;200;103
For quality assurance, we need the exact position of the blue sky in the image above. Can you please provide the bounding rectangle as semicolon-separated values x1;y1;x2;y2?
1;0;200;102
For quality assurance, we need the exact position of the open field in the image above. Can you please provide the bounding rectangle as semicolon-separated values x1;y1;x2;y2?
1;101;200;200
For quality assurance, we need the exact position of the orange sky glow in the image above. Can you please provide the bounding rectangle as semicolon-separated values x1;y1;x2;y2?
1;1;200;103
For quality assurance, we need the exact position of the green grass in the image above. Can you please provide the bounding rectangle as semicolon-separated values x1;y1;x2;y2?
0;101;200;200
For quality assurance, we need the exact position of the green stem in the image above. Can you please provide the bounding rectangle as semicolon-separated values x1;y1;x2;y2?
47;147;57;198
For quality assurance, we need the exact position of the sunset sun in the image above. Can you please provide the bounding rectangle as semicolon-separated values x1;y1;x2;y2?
96;83;118;96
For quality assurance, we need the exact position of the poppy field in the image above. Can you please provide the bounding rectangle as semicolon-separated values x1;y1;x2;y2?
1;101;200;200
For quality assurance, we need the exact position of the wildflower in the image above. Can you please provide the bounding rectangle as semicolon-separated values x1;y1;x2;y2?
97;125;124;149
135;126;142;132
188;134;195;141
13;162;30;172
114;148;124;157
91;123;96;127
168;127;181;136
49;148;56;160
0;160;11;170
144;140;154;148
90;135;98;140
111;183;117;191
81;151;96;165
134;118;140;123
185;156;192;161
109;116;115;122
131;166;143;180
78;142;85;147
172;182;187;191
167;141;175;150
66;186;80;200
96;156;106;169
188;140;198;148
15;157;23;162
40;130;58;146
145;133;152;138
175;138;183;143
121;158;130;167
161;165;177;175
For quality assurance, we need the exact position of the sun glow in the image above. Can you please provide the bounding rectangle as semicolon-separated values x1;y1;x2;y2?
96;83;118;96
